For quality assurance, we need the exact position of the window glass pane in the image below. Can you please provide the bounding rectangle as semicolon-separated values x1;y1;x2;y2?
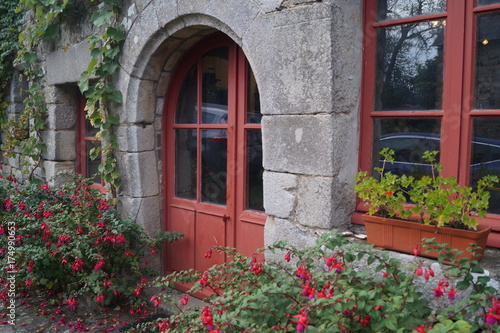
175;129;197;200
470;118;500;214
477;0;500;5
175;64;197;124
202;47;228;123
85;141;101;184
201;129;227;205
246;130;263;211
474;12;500;110
373;118;441;177
247;66;261;124
377;0;446;21
375;21;444;111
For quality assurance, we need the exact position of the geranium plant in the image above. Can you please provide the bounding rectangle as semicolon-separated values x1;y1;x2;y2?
127;232;498;332
355;148;499;230
0;173;183;312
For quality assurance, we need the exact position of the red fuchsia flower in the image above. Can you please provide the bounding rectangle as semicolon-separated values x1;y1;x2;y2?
134;286;142;296
95;293;105;304
302;284;316;300
295;266;311;281
150;295;162;308
76;228;84;234
27;261;34;272
158;320;172;332
0;226;5;235
413;324;432;333
251;262;263;275
115;234;126;244
204;249;213;259
5;198;13;211
103;279;112;287
412;245;419;256
293;308;310;332
284;251;291;262
199;273;209;286
71;258;85;271
359;314;371;327
25;280;32;287
43;210;54;218
201;306;215;330
66;297;77;311
447;288;459;302
18;202;27;210
484;299;500;326
433;280;450;298
179;294;189;306
99;199;109;211
124;251;134;257
94;259;105;271
41;183;50;192
140;278;148;284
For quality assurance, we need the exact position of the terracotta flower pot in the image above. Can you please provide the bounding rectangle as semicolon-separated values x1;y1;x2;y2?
362;214;492;261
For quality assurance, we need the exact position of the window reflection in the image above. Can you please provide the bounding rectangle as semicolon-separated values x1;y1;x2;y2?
175;65;197;124
202;47;228;123
373;118;441;177
201;129;227;205
377;0;446;22
175;129;197;200
477;0;500;6
470;118;500;214
246;130;263;211
474;12;500;110
375;21;444;111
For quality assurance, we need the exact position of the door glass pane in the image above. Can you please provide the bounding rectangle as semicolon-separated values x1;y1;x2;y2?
201;129;227;205
375;21;444;111
175;129;197;200
377;0;446;22
470;118;500;214
477;0;500;5
86;141;101;184
175;64;197;124
373;118;441;178
246;130;263;211
247;66;262;124
202;47;229;123
474;12;500;110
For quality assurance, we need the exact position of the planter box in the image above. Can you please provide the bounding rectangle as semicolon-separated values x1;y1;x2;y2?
362;214;492;261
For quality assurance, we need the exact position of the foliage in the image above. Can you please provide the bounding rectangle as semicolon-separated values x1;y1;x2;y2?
354;148;499;230
78;0;125;194
0;173;183;311
0;0;23;125
127;232;498;332
1;0;125;196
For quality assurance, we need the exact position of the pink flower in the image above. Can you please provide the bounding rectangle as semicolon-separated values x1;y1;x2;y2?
71;258;84;271
25;280;32;287
95;293;105;304
284;251;291;262
150;295;162;307
179;294;189;306
66;297;77;310
94;260;105;271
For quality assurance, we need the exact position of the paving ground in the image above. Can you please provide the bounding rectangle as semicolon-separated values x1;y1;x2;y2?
0;287;205;333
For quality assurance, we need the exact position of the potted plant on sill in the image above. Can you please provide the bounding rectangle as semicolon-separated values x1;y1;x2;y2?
354;148;499;260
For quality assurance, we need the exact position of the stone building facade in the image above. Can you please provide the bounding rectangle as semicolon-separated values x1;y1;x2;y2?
2;0;363;267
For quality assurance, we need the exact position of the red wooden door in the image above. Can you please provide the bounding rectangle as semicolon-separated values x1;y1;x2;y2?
164;34;265;281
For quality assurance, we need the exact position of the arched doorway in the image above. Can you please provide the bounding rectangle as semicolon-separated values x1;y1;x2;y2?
164;33;265;279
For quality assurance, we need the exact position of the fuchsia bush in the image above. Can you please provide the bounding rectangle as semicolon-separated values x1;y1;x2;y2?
137;233;499;333
0;173;182;313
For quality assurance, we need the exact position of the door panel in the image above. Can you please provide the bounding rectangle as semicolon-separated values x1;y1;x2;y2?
165;34;265;280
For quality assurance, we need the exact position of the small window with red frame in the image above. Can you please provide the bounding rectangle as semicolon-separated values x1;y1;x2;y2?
77;95;105;191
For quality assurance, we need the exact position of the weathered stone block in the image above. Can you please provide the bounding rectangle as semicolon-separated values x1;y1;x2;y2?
119;196;161;238
127;125;155;152
262;114;334;176
264;216;319;252
47;105;77;130
296;175;350;229
243;2;334;115
45;41;94;85
42;130;76;161
122;151;160;197
123;78;156;124
263;171;298;218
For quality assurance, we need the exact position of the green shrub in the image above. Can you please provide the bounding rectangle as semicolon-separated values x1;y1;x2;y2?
0;173;183;311
140;232;498;333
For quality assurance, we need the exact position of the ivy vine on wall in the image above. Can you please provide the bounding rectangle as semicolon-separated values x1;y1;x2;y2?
0;0;125;198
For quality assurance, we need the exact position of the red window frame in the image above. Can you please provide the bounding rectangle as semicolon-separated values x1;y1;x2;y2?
77;95;105;192
357;0;500;245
